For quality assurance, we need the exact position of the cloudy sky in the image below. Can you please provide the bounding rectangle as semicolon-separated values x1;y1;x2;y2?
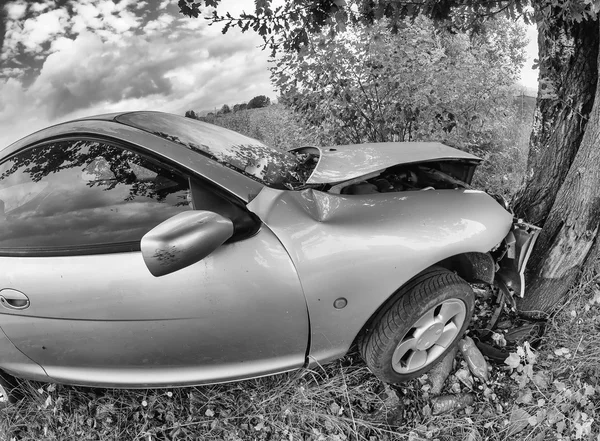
0;0;538;150
0;0;277;149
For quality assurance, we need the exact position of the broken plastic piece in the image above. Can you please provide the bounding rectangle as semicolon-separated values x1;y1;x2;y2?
431;393;474;415
458;336;489;382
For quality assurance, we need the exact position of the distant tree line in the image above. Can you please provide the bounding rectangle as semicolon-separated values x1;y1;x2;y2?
185;95;271;121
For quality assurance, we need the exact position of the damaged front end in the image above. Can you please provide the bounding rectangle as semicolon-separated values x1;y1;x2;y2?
290;141;542;302
494;220;541;300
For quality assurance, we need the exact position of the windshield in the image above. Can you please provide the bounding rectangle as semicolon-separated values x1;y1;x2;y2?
116;112;309;189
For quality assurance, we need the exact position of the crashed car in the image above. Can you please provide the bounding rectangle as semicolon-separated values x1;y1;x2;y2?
0;111;539;403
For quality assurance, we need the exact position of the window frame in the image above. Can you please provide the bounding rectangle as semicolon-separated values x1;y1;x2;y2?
0;136;260;257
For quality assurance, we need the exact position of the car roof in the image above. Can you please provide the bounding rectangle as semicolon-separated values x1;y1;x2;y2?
1;111;265;202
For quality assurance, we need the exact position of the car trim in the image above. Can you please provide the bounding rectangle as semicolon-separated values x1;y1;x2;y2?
0;242;140;257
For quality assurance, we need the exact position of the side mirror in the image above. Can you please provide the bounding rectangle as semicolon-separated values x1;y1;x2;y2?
141;211;234;277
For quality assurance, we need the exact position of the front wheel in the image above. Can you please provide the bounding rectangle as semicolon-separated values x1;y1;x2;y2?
359;267;474;383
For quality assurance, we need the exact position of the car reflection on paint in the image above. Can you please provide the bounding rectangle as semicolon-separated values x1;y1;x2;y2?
0;111;539;404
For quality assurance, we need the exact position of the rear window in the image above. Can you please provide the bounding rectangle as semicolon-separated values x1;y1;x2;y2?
116;112;305;189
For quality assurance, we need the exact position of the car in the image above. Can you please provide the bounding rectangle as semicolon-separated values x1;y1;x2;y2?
0;111;539;404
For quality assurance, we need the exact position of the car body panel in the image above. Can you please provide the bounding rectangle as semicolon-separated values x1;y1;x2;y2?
0;227;309;388
0;327;49;381
248;187;513;363
294;142;481;185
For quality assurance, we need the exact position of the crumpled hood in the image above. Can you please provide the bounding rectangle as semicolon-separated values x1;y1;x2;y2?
294;142;481;185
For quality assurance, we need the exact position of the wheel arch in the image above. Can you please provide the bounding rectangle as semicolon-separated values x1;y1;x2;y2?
352;252;492;348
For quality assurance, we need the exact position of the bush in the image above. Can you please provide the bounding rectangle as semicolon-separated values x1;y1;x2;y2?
247;95;271;109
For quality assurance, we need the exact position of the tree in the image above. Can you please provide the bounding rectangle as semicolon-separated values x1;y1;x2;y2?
184;110;198;119
247;95;271;109
233;103;248;112
274;17;526;148
180;0;600;316
221;104;232;114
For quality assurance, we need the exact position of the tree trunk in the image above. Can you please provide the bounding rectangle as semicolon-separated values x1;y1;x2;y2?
516;16;600;316
512;8;598;226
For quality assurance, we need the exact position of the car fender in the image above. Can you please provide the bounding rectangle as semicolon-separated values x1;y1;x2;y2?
248;187;513;364
0;325;49;382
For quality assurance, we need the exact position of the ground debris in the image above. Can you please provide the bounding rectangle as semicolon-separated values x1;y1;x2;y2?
459;336;489;382
508;406;531;436
427;347;457;395
430;394;474;415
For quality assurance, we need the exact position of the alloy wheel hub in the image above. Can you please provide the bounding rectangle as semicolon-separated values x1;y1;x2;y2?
415;323;444;350
392;298;467;374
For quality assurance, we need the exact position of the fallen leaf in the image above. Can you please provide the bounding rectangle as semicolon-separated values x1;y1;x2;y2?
330;402;341;415
455;368;474;389
554;348;570;357
532;372;549;389
516;389;533;404
505;353;521;369
508;407;531;436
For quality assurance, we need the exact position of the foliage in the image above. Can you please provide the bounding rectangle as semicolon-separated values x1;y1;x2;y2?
184;110;198;119
498;275;600;439
188;104;319;150
273;17;526;151
178;0;535;55
220;104;231;114
247;95;271;109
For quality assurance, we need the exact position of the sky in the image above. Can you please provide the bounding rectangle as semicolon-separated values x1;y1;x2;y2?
0;0;539;150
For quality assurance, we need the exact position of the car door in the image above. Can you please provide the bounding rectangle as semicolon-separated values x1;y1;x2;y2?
0;137;308;387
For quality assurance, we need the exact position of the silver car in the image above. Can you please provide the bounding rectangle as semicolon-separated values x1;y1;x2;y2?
0;111;537;402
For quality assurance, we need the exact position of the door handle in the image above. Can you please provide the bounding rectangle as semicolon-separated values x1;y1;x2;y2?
0;289;30;310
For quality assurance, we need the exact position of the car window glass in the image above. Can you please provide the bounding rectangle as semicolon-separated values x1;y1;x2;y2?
0;139;191;251
117;112;306;189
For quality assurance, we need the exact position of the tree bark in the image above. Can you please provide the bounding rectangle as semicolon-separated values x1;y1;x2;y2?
516;17;600;316
512;7;598;226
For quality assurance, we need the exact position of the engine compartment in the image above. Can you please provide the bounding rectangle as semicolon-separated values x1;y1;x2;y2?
289;146;480;194
330;163;473;195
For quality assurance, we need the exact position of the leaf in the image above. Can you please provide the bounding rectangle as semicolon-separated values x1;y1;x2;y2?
330;402;341;415
508;407;531;436
204;408;215;417
516;389;533;404
43;395;52;409
554;381;567;392
505;353;521;369
532;372;549;389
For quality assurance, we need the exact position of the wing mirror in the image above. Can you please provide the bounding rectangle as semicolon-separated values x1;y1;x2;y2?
141;211;234;277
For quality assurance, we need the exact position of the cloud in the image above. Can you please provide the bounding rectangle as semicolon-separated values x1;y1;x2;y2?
0;0;276;149
5;1;26;20
20;8;70;51
28;31;184;118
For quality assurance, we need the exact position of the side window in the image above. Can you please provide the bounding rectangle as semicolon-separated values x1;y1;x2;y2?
0;139;191;253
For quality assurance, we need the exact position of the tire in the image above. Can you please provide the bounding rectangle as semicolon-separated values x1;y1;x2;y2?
359;267;474;383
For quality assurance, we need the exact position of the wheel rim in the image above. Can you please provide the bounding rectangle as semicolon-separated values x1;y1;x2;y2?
392;299;467;374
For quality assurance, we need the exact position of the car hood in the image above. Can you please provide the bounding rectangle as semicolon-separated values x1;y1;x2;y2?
291;142;481;185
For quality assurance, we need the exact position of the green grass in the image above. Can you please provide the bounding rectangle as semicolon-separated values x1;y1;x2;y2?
3;280;600;441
